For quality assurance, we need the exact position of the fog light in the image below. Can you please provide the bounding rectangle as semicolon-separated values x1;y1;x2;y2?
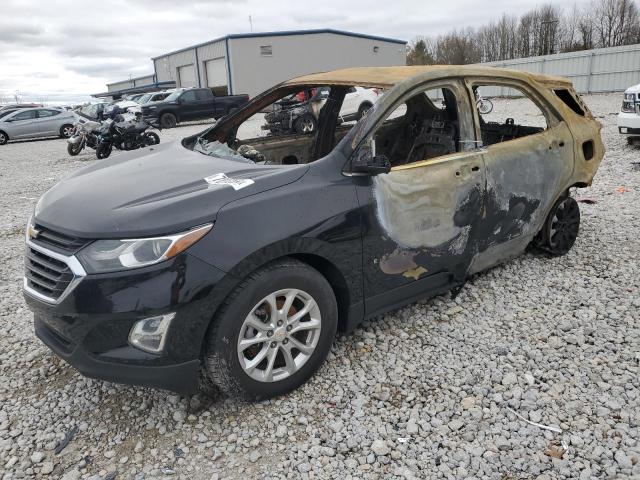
128;313;175;353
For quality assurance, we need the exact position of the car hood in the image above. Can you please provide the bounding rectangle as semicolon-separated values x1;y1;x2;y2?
35;141;309;238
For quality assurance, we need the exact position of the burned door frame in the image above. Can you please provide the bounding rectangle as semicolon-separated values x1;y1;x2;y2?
350;78;488;318
463;77;576;274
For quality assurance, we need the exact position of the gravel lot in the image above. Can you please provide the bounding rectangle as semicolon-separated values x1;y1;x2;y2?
0;94;638;480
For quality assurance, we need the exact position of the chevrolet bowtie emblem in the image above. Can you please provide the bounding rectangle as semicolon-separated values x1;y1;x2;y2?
28;225;40;239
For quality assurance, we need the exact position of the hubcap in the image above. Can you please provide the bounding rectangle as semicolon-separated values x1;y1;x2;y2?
63;127;73;137
237;288;322;383
301;119;314;133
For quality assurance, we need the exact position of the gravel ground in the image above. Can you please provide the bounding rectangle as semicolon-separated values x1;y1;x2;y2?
0;94;638;480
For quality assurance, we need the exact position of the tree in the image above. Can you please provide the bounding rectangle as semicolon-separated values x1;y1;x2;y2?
406;38;435;65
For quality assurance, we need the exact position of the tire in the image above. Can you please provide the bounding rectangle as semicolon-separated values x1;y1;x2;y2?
59;124;74;138
294;114;316;134
143;131;160;146
67;142;83;156
357;102;373;119
201;258;337;401
477;98;493;115
96;144;112;159
160;113;177;129
535;195;580;255
0;131;7;145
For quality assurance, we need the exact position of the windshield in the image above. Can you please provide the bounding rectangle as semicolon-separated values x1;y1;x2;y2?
164;90;183;102
0;109;17;119
138;94;152;104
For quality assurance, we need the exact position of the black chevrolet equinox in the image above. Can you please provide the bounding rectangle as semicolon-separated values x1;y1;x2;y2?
23;66;603;399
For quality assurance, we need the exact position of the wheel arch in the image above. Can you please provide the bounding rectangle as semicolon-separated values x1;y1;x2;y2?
197;244;357;360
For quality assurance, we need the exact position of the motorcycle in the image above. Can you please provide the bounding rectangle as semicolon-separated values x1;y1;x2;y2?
95;116;160;159
66;118;101;156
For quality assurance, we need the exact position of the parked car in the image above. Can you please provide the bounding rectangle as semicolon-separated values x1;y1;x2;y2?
141;87;249;128
137;91;173;105
263;86;380;135
0;107;77;145
617;83;640;144
24;66;603;400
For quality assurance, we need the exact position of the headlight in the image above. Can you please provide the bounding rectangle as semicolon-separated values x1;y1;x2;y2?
77;224;212;273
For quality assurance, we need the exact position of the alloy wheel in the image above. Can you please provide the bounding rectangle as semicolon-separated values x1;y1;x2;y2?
548;197;580;254
61;126;74;138
237;288;322;383
301;118;315;133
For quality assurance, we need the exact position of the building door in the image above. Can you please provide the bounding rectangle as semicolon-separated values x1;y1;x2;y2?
205;58;228;94
178;64;197;88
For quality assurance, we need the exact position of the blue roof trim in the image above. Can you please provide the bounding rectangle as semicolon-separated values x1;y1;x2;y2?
92;81;176;98
152;29;406;59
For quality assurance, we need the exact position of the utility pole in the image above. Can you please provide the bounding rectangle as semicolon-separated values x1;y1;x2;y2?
249;15;253;32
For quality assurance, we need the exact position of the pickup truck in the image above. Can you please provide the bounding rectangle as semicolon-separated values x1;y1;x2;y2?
141;88;249;128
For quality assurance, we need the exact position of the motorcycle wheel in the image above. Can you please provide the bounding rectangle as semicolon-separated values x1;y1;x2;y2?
67;142;83;156
143;132;160;146
478;99;493;115
96;144;112;159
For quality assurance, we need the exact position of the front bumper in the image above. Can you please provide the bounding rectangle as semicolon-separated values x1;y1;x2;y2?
24;248;228;394
617;111;640;136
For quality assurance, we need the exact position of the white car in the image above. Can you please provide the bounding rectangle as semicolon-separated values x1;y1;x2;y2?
340;86;380;120
617;83;640;144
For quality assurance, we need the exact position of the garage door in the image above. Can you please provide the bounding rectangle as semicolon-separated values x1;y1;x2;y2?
205;58;227;88
177;64;197;87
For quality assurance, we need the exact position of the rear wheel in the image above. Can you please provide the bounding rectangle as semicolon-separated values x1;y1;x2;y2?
160;113;177;129
59;124;74;138
96;144;112;159
143;131;160;146
201;258;337;401
535;196;580;255
0;131;7;145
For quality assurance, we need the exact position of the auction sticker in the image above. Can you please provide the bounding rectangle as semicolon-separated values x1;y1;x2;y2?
204;173;255;191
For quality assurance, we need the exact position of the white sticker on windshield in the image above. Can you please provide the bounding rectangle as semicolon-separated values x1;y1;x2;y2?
204;173;255;191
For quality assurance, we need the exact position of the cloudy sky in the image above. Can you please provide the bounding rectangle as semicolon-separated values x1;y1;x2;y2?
1;0;588;104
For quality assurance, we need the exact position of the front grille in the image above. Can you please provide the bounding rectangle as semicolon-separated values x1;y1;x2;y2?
24;247;74;300
31;224;88;254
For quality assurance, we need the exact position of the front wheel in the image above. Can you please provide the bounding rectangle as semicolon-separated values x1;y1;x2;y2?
96;144;112;159
294;114;316;134
477;98;493;115
67;141;83;156
160;113;177;129
143;131;160;146
201;259;337;401
0;131;8;145
535;196;580;255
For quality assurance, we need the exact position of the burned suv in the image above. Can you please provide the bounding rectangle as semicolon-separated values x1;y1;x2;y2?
24;66;603;400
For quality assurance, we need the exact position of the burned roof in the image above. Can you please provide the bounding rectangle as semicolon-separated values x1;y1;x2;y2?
284;65;573;89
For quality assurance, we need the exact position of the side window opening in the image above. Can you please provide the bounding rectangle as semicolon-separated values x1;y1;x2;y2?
372;87;460;168
553;89;585;116
473;84;548;146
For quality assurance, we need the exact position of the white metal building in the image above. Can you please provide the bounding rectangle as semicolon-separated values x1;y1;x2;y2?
151;29;407;97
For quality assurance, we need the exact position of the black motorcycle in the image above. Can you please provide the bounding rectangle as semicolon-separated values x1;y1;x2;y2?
95;117;160;159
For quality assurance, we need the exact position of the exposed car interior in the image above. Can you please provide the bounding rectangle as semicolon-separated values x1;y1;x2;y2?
373;88;459;168
474;85;546;146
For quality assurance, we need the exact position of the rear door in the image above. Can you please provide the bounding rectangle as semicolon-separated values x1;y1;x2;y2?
35;109;63;135
465;79;575;274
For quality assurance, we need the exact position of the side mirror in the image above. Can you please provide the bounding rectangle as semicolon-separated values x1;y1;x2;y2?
351;153;391;175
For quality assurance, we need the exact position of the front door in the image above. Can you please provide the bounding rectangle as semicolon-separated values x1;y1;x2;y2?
466;81;575;274
354;80;487;317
